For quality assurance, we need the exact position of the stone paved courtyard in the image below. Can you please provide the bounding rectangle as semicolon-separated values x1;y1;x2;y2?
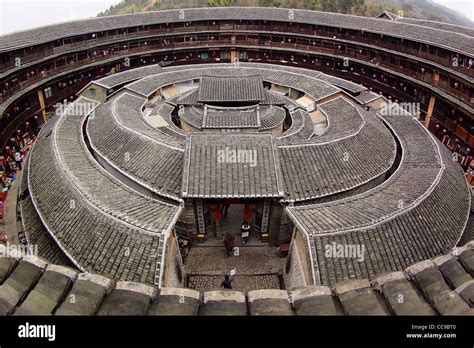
188;274;282;292
184;245;286;291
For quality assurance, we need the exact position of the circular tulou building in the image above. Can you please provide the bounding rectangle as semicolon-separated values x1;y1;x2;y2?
0;7;473;316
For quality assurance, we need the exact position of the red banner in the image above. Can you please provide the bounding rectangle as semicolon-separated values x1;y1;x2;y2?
244;205;251;221
214;206;221;221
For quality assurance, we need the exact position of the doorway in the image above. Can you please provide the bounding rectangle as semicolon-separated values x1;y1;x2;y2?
220;203;245;236
216;202;263;246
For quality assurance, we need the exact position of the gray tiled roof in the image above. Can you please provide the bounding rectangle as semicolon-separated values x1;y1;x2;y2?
27;101;180;285
289;113;442;233
176;89;200;105
126;64;340;102
259;105;286;130
317;74;367;93
181;106;204;130
179;92;285;131
277;109;314;145
14;265;77;315
19;62;471;295
55;97;181;233
279;107;396;201
287;110;471;286
19;162;73;267
178;85;285;107
20;197;74;267
95;65;163;89
0;7;472;55
149;101;188;143
181;104;286;130
396;17;474;37
353;91;382;105
182;134;284;198
114;92;185;148
203;105;260;129
1;242;473;315
314;96;365;142
198;76;264;103
87;97;184;199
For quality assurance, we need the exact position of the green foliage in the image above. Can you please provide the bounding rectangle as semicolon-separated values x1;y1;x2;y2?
207;0;235;6
97;0;444;25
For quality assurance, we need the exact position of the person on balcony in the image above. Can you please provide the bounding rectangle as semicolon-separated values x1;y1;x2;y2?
14;152;22;171
451;138;461;154
461;148;473;172
441;129;451;147
434;124;442;140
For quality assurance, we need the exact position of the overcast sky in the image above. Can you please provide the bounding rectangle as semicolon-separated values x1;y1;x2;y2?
0;0;120;35
433;0;474;21
0;0;472;36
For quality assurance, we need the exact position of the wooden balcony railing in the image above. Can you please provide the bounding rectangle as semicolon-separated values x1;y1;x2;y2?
1;37;472;108
1;22;473;78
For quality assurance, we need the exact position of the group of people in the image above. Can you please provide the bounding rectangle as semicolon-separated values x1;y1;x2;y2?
223;221;251;258
220;222;251;289
434;124;473;173
1;123;37;190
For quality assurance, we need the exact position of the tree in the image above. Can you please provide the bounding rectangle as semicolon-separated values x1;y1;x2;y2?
339;0;353;14
320;0;337;12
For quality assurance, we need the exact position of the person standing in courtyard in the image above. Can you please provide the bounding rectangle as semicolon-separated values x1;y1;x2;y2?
220;275;234;289
241;221;251;244
223;232;235;258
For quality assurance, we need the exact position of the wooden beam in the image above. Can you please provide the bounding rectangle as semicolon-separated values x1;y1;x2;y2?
433;71;440;87
36;89;48;124
425;95;436;129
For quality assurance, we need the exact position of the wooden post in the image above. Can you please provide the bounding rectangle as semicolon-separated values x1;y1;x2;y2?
425;95;436;129
37;89;48;124
230;35;238;63
433;71;440;87
231;50;238;63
